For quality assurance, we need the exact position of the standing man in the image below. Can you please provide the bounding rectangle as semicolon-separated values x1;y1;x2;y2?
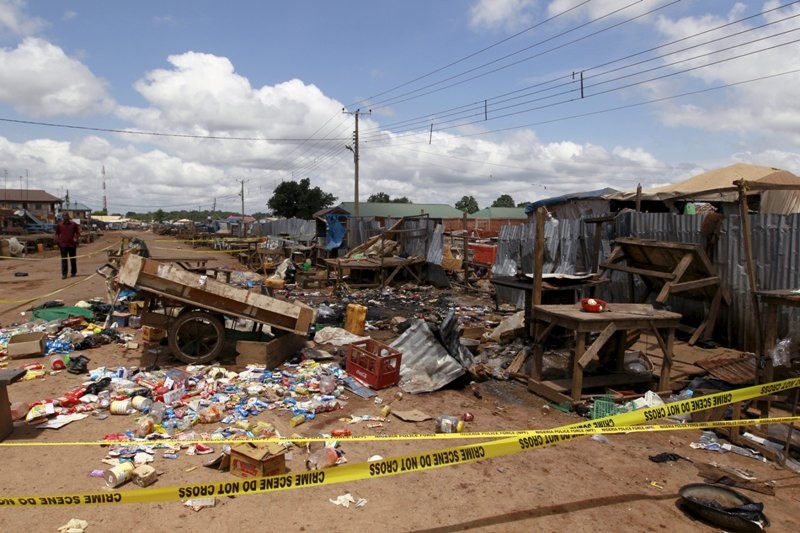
56;213;80;279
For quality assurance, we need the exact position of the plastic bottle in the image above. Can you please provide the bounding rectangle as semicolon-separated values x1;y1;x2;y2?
319;375;336;395
97;390;111;410
134;415;155;438
149;401;166;424
131;396;153;413
306;447;339;470
331;428;351;437
435;416;464;433
198;404;223;423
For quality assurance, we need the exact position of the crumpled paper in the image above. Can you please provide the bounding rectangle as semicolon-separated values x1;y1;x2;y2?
329;492;367;508
184;497;216;511
57;518;89;533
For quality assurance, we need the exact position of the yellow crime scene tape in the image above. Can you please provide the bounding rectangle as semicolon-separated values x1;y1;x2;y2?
0;273;100;304
0;416;798;448
1;377;797;507
152;246;254;255
0;243;116;262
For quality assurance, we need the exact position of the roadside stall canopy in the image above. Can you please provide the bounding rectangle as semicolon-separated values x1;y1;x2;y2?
605;163;800;214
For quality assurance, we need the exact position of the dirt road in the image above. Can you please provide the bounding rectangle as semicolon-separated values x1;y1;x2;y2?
0;232;797;532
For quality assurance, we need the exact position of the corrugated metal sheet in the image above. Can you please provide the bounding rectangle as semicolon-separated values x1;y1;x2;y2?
252;218;315;241
697;354;756;385
494;211;800;351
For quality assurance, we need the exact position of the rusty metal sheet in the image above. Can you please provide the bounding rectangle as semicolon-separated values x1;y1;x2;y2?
697;353;756;385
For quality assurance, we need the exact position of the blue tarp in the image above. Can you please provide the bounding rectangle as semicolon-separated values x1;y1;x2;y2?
325;214;346;250
525;187;618;213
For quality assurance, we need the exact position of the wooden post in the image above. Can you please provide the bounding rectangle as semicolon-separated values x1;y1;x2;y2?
738;180;769;416
635;183;642;212
533;208;545;306
737;180;763;357
462;211;470;280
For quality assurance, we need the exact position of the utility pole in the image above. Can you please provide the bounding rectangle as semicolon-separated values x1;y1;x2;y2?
102;166;108;214
344;108;370;245
239;179;246;237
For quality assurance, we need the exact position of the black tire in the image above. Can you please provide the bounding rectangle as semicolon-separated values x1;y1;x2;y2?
167;310;226;364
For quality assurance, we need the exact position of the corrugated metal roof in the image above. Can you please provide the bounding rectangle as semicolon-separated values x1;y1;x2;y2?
0;189;62;203
338;202;464;219
469;207;528;219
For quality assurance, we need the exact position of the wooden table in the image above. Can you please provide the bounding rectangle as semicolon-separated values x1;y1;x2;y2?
529;303;681;403
0;368;26;440
324;256;425;288
491;275;608;337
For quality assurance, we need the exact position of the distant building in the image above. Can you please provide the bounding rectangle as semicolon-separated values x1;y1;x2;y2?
0;189;62;221
61;201;93;224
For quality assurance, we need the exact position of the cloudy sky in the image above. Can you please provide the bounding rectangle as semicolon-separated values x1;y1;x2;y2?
1;0;799;215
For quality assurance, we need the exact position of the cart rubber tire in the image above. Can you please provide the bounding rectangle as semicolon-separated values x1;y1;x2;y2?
167;310;226;364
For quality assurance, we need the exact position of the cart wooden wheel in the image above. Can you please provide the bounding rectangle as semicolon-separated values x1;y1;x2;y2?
167;310;226;364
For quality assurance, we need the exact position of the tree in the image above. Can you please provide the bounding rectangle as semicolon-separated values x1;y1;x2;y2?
267;178;337;219
367;192;391;203
153;209;166;223
491;194;515;208
455;195;479;214
516;201;529;207
367;192;411;203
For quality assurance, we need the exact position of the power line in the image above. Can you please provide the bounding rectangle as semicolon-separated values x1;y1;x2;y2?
367;0;665;112
361;1;800;139
361;28;800;143
0;117;349;142
347;0;594;109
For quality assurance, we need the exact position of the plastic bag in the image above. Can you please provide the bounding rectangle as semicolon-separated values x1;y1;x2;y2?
768;338;792;367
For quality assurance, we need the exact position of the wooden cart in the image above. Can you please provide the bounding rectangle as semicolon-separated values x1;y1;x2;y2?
104;254;315;364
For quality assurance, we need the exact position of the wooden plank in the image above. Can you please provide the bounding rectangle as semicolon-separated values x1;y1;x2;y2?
571;332;587;401
656;252;693;303
533;373;653;396
577;323;617;368
602;263;675;279
527;379;574;405
669;276;720;294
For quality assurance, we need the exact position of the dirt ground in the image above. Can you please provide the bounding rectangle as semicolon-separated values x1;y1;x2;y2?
1;231;799;533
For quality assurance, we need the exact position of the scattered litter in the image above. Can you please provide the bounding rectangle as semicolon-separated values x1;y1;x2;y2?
35;413;89;429
184;497;216;511
392;409;431;422
329;492;367;508
649;452;691;463
57;518;89;533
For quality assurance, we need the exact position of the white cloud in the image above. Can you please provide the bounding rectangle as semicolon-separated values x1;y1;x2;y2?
0;0;46;37
469;0;536;32
546;0;657;22
650;3;800;144
0;37;115;116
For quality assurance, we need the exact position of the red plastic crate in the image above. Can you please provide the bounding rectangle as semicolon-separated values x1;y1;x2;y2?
345;338;402;390
468;243;497;266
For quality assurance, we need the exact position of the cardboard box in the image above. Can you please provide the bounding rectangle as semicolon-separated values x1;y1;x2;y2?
7;332;47;359
230;442;286;478
142;326;167;343
235;334;307;368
